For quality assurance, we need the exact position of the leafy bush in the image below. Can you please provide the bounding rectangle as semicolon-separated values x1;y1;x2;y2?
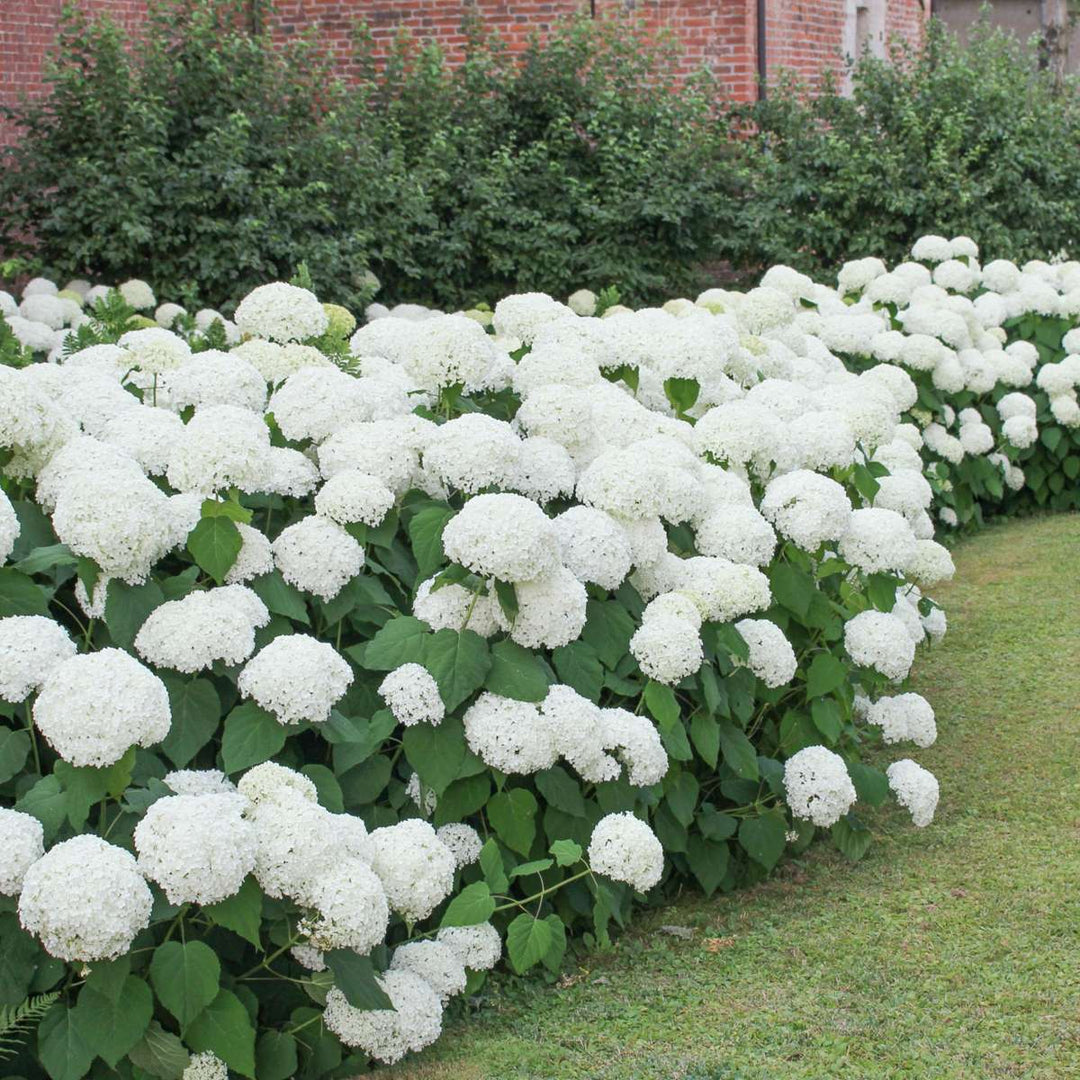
0;3;728;312
721;20;1080;278
1;228;1077;1076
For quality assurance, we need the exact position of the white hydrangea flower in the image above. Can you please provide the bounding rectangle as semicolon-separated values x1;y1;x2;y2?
378;663;445;727
155;302;186;328
442;493;559;583
510;436;577;503
224;522;275;584
323;974;442;1065
1001;414;1038;449
497;565;588;649
234;282;329;343
134;792;256;905
838;508;918;574
52;468;177;584
436;922;503;970
865;693;937;747
630;614;703;685
463;692;558;774
182;1052;228;1080
734;618;797;687
247;788;340;902
679;557;772;623
911;235;952;263
423;414;521;493
34;648;170;767
601;707;668;786
390;940;467;1003
119;278;156;310
18;835;153;961
588;812;664;892
238;634;353;725
315;469;395;527
168;350;267;412
553;506;632;590
412;575;501;637
783;745;857;827
435;824;483;868
163;768;236;796
886;759;940;826
843;610;916;681
118;327;191;373
0;809;44;895
134;586;268;672
368;819;456;922
166;404;271;494
540;684;620;783
760;470;852;551
493;292;575;345
0;617;77;703
238;761;319;807
903;539;954;586
271;515;364;601
302;857;389;953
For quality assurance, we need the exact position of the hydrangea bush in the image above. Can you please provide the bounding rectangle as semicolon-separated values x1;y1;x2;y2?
0;237;1075;1078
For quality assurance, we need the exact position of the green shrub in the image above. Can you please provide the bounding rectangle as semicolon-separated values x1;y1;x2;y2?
721;20;1080;277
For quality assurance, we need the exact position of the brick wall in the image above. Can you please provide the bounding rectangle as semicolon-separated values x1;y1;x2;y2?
0;1;929;149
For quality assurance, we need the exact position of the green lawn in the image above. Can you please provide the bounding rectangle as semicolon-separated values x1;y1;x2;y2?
380;514;1080;1080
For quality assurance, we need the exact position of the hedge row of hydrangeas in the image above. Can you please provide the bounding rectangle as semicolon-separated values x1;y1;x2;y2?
0;234;1076;1079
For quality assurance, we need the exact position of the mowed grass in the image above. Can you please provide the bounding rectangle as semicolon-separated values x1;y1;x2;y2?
379;514;1080;1080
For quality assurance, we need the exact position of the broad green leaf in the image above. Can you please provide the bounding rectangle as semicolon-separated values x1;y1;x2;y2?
493;579;519;623
581;600;637;669
0;913;39;1006
697;808;738;841
487;788;538;857
848;761;890;807
832;813;873;861
37;1004;95;1080
187;516;242;585
434;773;491;826
148;940;220;1028
485;639;551;701
204;876;263;949
104;578;165;648
770;562;814;618
126;1020;190;1079
535;765;587;817
221;702;286;774
158;675;220;768
256;1030;299;1080
506;913;553;974
326;710;396;773
402;716;467;796
552;640;603;701
324;950;393;1011
14;543;77;576
738;811;787;870
686;835;729;896
201;497;253;524
0;724;30;783
54;749;135;828
717;719;759;780
14;774;66;842
0;567;49;617
689;712;719;769
359;615;430;670
301;764;344;811
422;628;491;710
509;858;554;879
643;681;680;727
539;913;567;974
549;838;583;867
479;838;510;893
664;376;701;415
184;989;256;1078
406;505;455;579
811;697;842;743
75;976;153;1067
806;652;847;699
440;881;495;927
664;771;699;827
249;570;310;625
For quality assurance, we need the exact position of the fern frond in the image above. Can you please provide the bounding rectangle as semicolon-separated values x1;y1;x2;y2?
0;991;61;1059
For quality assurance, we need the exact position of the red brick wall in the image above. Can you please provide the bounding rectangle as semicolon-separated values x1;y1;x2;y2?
1;1;928;149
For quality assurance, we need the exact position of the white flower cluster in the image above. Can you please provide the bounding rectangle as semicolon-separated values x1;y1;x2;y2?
886;759;940;826
783;746;857;827
238;634;354;724
587;812;664;892
378;663;445;726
